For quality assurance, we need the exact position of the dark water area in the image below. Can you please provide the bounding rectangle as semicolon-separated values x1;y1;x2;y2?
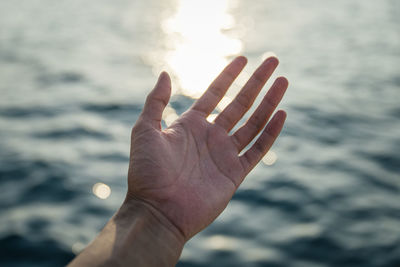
1;0;400;266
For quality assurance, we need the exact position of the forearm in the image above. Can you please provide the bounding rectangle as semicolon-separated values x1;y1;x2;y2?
68;198;185;267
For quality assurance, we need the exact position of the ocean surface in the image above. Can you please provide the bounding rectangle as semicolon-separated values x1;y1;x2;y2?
1;0;399;266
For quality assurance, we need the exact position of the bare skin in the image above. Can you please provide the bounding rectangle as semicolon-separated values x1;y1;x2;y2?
69;56;288;267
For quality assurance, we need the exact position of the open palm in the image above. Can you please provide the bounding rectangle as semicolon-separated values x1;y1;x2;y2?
127;56;288;241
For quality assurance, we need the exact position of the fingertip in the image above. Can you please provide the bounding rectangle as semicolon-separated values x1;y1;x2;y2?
269;110;286;124
159;71;171;84
160;70;169;77
231;56;247;70
276;109;287;120
235;55;248;65
276;76;289;88
264;56;279;66
154;71;171;95
143;71;172;128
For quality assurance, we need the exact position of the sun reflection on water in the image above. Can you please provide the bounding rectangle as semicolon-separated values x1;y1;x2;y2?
163;105;179;127
160;0;243;98
262;150;278;166
206;235;238;250
92;182;111;199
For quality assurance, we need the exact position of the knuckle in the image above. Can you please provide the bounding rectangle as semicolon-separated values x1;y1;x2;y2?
146;92;168;107
254;141;265;153
131;118;144;135
220;113;235;129
209;86;225;99
154;96;168;107
248;114;263;129
236;93;251;108
253;72;265;84
223;70;236;82
231;134;241;150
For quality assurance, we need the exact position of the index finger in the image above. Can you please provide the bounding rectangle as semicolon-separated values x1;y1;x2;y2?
190;56;247;116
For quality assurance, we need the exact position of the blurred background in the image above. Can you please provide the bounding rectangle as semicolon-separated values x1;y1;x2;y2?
0;0;399;266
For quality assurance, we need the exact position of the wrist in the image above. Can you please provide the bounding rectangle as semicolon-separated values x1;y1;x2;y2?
111;197;185;266
69;197;185;267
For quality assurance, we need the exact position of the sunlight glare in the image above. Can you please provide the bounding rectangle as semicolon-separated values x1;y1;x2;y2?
206;113;218;123
161;0;243;98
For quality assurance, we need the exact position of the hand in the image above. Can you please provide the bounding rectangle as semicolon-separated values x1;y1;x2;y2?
127;56;288;242
69;56;289;267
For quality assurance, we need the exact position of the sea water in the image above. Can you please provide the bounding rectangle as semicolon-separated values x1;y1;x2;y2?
0;0;399;266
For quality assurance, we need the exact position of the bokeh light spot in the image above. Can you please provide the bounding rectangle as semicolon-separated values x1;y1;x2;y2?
92;182;111;199
262;150;278;166
71;242;86;255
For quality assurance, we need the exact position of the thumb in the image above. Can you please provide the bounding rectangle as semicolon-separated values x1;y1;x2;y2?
141;71;171;129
